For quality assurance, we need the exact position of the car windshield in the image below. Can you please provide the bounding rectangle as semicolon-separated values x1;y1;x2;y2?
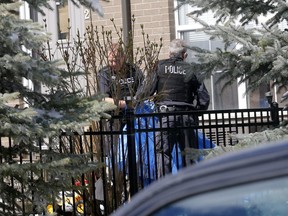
152;176;288;216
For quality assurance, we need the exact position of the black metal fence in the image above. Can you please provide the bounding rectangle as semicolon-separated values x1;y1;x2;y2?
1;105;287;215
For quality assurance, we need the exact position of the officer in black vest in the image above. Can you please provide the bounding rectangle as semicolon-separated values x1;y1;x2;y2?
137;39;210;175
98;44;144;169
98;44;144;110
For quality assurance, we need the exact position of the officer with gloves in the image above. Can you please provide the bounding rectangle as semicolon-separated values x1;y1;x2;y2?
137;39;210;175
98;43;144;110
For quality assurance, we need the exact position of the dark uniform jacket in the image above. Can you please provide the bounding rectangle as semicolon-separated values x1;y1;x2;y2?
98;63;144;100
142;56;210;110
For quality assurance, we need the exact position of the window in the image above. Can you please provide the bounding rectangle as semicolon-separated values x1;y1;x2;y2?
181;31;239;109
175;2;242;110
174;2;281;109
56;0;69;40
152;176;288;216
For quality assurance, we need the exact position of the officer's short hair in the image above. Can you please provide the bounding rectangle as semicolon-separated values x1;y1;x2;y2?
169;39;187;55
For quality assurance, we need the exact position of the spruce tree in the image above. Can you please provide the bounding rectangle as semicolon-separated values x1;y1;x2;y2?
177;0;288;146
0;0;111;215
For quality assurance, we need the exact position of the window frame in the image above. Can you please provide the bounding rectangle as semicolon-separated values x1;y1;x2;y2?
174;1;247;109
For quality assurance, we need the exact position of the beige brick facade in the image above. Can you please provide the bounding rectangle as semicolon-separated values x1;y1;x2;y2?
86;0;176;60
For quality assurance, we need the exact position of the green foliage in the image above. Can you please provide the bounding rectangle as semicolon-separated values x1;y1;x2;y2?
177;0;288;92
0;0;113;215
0;0;163;213
176;0;288;148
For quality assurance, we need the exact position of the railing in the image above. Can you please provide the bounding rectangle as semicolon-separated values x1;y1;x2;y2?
0;106;287;215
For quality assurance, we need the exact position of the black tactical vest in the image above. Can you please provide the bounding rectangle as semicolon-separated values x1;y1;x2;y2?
156;57;199;104
98;63;143;99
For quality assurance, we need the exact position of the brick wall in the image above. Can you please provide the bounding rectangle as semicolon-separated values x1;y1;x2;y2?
86;0;176;60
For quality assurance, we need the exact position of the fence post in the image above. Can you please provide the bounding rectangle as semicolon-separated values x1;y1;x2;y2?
265;91;280;127
124;96;138;196
270;102;279;127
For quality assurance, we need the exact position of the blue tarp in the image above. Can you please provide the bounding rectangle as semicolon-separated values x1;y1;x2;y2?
118;101;157;183
118;101;215;184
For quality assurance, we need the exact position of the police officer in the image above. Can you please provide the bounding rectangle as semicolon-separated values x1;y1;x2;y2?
98;44;144;179
138;39;210;175
98;43;144;110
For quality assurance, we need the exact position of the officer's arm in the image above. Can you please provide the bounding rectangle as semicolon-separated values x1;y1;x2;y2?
137;66;145;84
98;69;111;96
135;59;163;104
196;82;210;110
135;71;158;101
104;97;126;109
